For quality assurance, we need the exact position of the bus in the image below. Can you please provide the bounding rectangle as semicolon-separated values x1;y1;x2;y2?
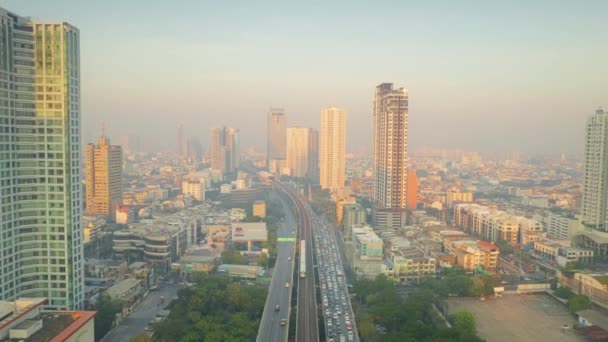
300;240;306;278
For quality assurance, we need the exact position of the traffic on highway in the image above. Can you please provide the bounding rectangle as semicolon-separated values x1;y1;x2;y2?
309;204;359;342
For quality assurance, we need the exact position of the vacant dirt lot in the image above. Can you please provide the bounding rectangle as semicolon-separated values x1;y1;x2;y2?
448;294;584;342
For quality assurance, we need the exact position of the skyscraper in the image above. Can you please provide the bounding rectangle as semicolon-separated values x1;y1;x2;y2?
287;126;311;178
308;128;319;184
372;83;408;228
267;108;287;174
209;126;239;173
582;108;608;231
0;8;84;309
85;131;123;221
320;107;346;191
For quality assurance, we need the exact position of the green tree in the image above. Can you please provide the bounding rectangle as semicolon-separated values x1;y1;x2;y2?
94;295;123;341
554;286;574;300
451;310;477;335
258;252;269;267
568;294;591;312
469;277;486;297
221;250;247;265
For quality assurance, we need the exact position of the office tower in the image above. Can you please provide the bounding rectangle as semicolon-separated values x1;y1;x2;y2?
267;108;287;174
209;126;239;173
319;107;346;191
177;121;185;158
582;108;608;231
226;127;240;170
406;169;418;210
372;83;408;229
287;126;311;178
0;8;84;309
85;131;123;221
308;129;319;183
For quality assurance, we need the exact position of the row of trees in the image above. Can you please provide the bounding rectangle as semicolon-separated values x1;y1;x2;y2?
353;275;485;341
421;268;499;298
152;274;267;341
554;286;592;312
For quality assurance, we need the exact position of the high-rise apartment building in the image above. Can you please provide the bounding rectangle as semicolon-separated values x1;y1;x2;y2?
372;83;409;228
209;126;239;173
287;126;311;178
582;108;608;231
319;107;346;191
0;8;84;309
85;132;123;221
308;129;319;183
267;108;287;174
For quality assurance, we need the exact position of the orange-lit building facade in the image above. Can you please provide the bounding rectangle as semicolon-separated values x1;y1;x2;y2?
406;169;418;209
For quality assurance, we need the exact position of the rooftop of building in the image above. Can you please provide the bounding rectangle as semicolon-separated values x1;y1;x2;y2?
0;298;47;332
105;278;141;299
0;298;95;342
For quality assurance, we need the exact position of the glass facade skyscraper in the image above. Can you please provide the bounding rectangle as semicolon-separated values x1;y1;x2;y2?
0;8;84;309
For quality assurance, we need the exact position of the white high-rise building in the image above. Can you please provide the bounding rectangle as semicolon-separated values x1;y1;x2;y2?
0;8;84;309
582;108;608;231
372;83;409;228
319;107;346;191
286;126;311;178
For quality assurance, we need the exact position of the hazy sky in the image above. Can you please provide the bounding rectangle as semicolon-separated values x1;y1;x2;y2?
4;1;607;155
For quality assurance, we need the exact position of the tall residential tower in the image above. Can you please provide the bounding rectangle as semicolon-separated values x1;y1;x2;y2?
267;108;287;174
372;83;409;228
209;126;239;174
319;107;346;191
85;131;123;221
582;108;608;230
0;8;84;309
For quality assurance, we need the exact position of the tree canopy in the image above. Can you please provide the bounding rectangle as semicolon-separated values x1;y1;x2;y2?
153;274;267;342
568;294;591;312
353;275;485;341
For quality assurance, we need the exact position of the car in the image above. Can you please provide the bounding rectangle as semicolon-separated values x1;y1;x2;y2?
288;257;292;261
275;304;280;311
285;282;290;288
280;318;287;326
348;331;354;341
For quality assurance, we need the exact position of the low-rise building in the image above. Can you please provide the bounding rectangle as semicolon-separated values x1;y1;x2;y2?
217;264;265;279
252;200;266;218
179;246;220;276
231;222;268;251
182;179;205;201
446;188;474;207
452;240;499;273
558;271;608;309
0;298;96;342
112;206;203;269
115;205;135;225
389;255;436;283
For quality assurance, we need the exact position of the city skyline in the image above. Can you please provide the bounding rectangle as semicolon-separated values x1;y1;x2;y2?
2;1;606;154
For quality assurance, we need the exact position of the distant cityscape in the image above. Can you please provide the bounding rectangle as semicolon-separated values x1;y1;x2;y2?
0;3;607;342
